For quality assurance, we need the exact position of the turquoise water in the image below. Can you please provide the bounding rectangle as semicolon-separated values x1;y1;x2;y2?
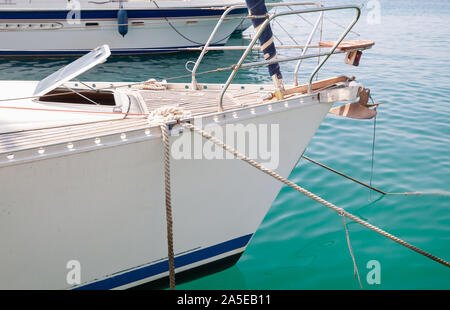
1;0;449;289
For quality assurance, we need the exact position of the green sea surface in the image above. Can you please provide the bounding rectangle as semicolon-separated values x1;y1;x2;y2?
0;0;448;289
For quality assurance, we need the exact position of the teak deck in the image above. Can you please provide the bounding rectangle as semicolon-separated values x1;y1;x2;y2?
0;76;350;154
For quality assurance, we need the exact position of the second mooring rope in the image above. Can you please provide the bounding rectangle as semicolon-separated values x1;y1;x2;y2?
153;106;450;290
179;121;450;269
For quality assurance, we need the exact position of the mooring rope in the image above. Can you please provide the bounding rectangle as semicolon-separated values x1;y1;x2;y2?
152;107;192;290
160;123;176;290
341;214;363;289
369;113;377;200
179;121;450;269
302;155;387;195
153;0;245;46
301;155;449;197
151;107;449;289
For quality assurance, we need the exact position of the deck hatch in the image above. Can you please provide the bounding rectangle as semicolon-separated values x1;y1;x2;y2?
33;45;111;97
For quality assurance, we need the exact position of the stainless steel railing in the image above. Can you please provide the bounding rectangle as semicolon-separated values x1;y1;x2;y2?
189;2;361;112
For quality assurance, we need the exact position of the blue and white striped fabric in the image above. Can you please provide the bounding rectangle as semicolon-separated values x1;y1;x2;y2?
245;0;282;81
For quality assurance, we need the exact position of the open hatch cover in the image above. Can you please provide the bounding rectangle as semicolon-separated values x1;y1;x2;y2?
33;45;111;97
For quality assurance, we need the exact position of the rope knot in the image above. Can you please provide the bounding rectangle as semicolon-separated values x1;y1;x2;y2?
132;78;167;90
148;106;192;125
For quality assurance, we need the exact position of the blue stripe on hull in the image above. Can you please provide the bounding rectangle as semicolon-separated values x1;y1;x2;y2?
74;234;253;290
0;44;226;56
0;8;248;20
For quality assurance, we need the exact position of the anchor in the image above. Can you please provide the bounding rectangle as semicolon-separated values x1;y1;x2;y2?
329;87;380;119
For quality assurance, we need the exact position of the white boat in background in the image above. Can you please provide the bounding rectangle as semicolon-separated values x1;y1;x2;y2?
0;3;376;289
0;0;249;56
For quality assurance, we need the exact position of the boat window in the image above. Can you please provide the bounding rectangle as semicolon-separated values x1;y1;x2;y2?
38;88;116;106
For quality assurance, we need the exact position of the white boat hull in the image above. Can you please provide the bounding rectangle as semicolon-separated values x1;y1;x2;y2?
0;0;246;56
0;97;333;289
